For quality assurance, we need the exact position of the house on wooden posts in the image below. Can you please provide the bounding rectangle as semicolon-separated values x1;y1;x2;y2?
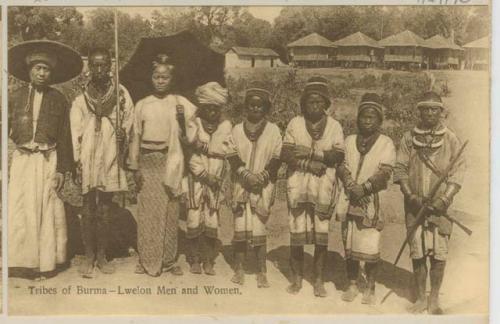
333;32;383;68
424;35;463;70
287;32;336;68
463;36;489;70
225;47;280;68
379;30;428;70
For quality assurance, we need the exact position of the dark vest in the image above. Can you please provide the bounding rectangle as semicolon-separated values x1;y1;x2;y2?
9;85;75;173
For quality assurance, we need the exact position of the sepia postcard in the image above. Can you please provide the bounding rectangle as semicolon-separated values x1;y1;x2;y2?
4;2;491;320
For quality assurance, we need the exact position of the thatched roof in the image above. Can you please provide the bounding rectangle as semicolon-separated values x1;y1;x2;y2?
425;35;463;50
379;30;427;47
463;36;489;49
229;47;279;57
333;32;382;48
287;32;336;48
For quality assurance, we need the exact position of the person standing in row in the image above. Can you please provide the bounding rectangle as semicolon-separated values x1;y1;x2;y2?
228;82;282;288
8;40;82;280
337;93;396;305
70;47;135;277
393;91;465;314
185;82;232;275
281;76;345;297
128;54;196;277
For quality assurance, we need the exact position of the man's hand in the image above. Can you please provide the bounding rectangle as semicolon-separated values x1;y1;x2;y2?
408;194;425;210
116;127;126;144
428;197;448;215
308;160;327;177
73;161;82;185
293;145;312;159
133;170;144;192
53;172;65;192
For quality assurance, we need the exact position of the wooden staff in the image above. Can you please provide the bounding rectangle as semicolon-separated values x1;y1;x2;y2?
114;9;124;206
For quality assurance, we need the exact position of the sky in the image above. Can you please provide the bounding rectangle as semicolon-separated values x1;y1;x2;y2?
76;6;283;24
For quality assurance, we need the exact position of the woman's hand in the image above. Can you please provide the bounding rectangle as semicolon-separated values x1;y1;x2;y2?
308;160;327;177
205;174;221;191
347;184;365;201
294;145;312;159
133;170;144;192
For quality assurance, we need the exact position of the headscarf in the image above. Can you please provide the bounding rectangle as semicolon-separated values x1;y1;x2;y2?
195;82;228;106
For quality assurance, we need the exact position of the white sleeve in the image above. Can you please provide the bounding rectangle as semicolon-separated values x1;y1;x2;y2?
70;96;84;162
120;86;135;136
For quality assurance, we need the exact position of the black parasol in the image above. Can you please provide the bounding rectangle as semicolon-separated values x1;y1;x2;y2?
120;30;226;104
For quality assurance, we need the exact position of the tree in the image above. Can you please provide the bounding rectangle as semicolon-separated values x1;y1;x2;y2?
8;6;84;45
193;6;241;45
223;10;273;48
80;8;152;64
149;7;195;36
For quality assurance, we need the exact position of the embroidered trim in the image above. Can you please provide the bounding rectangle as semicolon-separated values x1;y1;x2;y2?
359;101;384;111
417;101;444;109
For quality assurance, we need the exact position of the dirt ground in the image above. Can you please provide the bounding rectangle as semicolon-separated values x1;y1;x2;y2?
7;70;489;316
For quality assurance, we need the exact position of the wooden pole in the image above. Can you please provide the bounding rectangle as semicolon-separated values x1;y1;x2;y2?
114;9;122;199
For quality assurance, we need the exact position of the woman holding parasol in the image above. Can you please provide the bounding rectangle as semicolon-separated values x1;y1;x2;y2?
127;54;196;276
8;40;83;280
123;32;225;277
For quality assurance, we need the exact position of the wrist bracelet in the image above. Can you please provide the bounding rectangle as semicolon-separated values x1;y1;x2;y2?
261;170;270;183
439;196;451;207
305;160;311;171
362;181;373;195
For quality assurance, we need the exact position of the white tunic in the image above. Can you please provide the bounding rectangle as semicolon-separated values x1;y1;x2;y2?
70;84;134;194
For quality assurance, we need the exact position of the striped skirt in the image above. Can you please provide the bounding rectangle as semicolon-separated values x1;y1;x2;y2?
137;151;179;276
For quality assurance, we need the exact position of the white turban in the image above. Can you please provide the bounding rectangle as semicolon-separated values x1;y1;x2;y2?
195;82;228;106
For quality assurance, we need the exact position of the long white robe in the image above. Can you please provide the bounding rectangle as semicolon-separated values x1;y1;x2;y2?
70;84;134;194
186;118;233;238
9;90;67;272
230;121;282;245
337;134;396;261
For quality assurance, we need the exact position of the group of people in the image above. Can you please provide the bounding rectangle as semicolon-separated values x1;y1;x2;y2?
8;39;465;315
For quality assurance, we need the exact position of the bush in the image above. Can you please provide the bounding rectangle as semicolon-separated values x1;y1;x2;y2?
356;74;378;89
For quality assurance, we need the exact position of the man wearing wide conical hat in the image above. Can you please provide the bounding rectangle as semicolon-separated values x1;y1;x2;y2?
394;91;466;314
8;40;83;279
